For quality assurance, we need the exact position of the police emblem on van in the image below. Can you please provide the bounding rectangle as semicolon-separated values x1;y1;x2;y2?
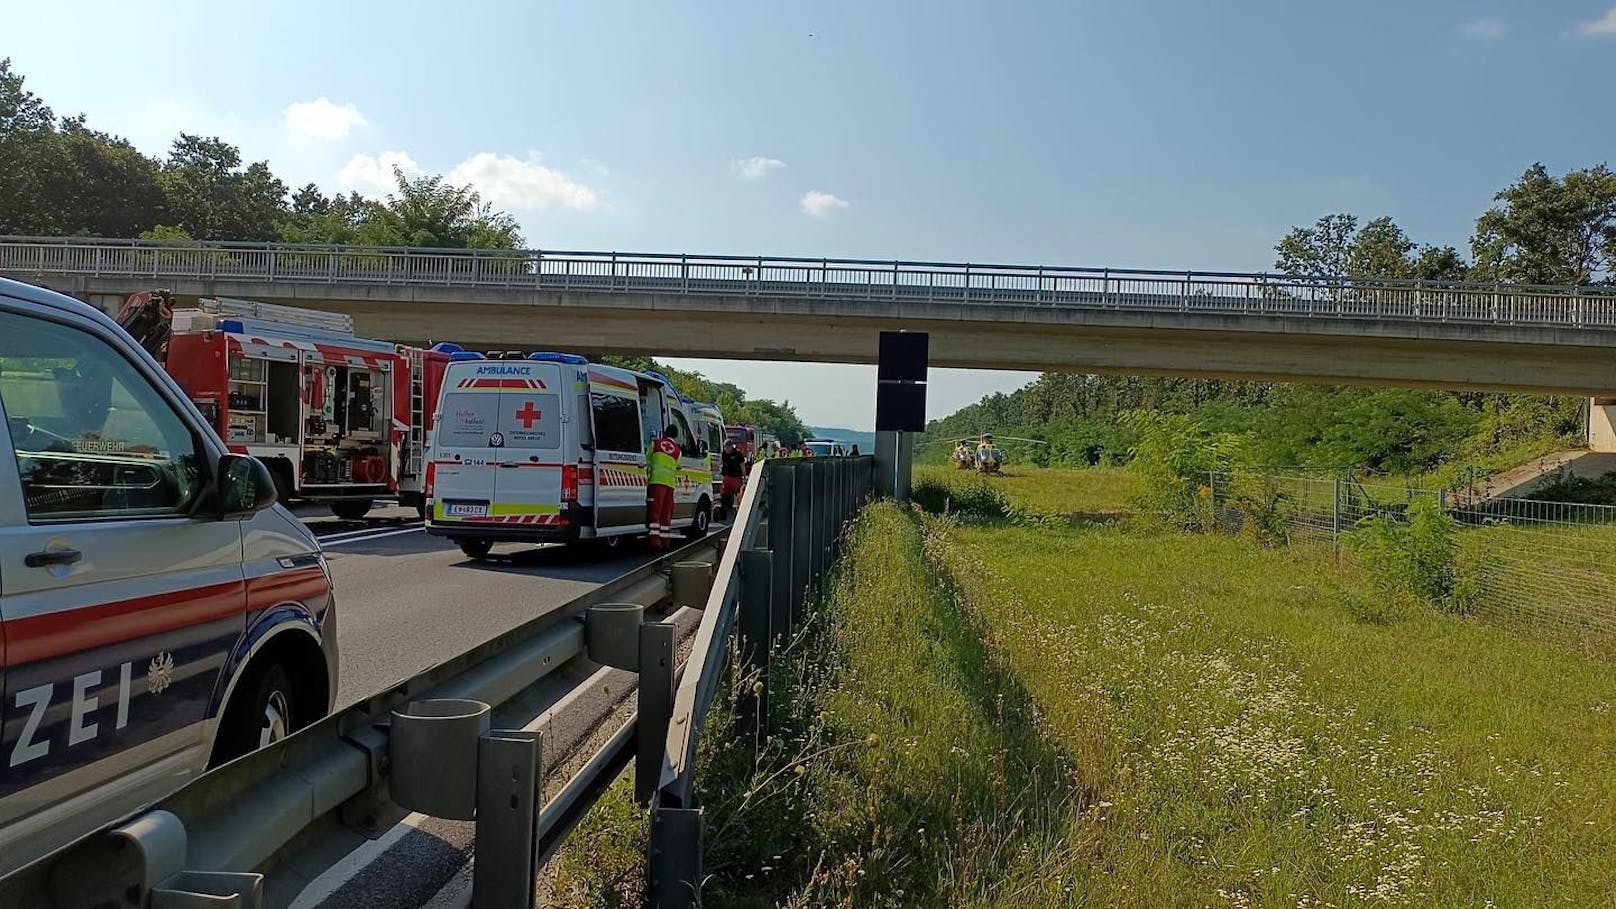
147;652;175;695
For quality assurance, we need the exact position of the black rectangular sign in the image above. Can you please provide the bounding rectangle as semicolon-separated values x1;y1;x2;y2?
877;331;929;383
875;382;927;432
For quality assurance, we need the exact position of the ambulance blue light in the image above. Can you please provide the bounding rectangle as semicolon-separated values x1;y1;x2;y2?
527;351;588;364
431;342;464;353
449;351;487;361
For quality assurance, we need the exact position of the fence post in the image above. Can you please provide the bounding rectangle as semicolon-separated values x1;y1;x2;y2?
737;549;774;735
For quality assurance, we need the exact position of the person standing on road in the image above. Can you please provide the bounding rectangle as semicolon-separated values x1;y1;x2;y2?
646;425;681;549
719;440;745;519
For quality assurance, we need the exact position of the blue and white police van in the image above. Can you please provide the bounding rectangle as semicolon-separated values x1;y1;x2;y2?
0;277;338;878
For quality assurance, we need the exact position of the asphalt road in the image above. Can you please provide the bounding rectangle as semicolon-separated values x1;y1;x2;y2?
293;502;671;706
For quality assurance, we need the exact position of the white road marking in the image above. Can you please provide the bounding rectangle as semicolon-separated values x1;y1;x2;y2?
287;814;424;909
319;526;427;547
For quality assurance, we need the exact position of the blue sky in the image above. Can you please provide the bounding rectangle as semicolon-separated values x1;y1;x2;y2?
9;0;1616;428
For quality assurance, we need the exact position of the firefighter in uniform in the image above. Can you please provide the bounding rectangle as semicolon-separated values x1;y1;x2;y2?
646;425;681;549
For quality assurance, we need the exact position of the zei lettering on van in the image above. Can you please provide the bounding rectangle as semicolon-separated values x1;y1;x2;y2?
7;654;169;770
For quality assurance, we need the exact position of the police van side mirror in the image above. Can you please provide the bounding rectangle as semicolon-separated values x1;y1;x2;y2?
218;454;278;519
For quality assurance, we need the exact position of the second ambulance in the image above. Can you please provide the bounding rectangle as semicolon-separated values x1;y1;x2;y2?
424;351;718;558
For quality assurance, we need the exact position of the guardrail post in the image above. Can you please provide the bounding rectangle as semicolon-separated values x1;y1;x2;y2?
793;462;812;612
649;806;703;908
672;561;713;610
636;621;675;805
472;731;542;909
738;548;774;732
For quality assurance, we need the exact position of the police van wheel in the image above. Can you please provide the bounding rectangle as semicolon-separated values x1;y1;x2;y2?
214;663;297;766
459;539;494;560
687;499;712;539
331;500;371;521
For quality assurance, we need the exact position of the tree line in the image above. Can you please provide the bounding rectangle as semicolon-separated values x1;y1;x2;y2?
927;162;1614;476
0;59;811;440
0;58;518;248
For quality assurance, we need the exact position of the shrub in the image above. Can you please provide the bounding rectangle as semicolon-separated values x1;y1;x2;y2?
1344;497;1482;613
910;478;1012;521
1122;411;1243;531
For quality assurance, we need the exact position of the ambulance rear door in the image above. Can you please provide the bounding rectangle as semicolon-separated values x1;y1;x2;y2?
489;362;565;526
429;362;502;523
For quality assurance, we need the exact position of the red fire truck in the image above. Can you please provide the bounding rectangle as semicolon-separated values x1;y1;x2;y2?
116;291;450;519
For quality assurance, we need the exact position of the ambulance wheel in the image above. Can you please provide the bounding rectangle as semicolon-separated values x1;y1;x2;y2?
213;662;297;766
331;500;372;521
459;539;494;560
687;499;712;539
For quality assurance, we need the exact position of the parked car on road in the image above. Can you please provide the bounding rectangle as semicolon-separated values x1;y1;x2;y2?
0;277;338;878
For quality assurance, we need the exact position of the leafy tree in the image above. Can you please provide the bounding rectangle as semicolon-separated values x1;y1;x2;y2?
0;59;165;236
355;169;523;249
157;134;286;240
1275;213;1467;282
1469;163;1616;285
276;184;373;245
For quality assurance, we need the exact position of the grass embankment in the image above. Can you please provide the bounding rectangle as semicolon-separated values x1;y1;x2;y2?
553;470;1616;906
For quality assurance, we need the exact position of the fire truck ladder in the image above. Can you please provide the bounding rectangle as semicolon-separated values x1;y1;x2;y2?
406;348;425;482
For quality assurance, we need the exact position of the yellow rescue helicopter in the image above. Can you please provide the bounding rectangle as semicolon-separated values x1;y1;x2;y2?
923;433;1048;475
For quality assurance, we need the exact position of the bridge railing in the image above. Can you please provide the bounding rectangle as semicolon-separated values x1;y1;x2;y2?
3;235;1613;329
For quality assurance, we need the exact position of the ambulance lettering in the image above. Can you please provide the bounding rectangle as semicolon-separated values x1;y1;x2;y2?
8;656;165;768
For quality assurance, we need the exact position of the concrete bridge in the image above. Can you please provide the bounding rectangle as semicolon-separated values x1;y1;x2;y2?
5;236;1616;395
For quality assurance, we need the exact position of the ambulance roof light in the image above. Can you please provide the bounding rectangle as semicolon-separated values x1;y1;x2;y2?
448;351;487;361
431;342;464;353
527;351;589;364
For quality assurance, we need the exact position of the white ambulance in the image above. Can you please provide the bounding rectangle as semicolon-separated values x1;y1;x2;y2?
424;352;718;559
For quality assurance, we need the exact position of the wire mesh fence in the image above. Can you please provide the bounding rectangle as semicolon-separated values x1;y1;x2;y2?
1208;468;1616;657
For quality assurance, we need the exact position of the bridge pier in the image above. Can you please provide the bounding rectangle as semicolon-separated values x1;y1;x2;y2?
1588;398;1616;452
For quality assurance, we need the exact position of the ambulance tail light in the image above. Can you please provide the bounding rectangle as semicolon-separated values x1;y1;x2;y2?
561;465;579;503
425;461;436;499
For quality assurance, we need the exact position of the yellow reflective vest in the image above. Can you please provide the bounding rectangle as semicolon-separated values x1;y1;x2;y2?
647;437;681;488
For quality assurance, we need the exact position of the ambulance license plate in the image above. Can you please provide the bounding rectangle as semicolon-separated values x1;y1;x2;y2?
445;502;489;517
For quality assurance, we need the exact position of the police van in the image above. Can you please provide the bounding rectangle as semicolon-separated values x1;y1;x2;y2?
424;351;718;558
0;277;338;878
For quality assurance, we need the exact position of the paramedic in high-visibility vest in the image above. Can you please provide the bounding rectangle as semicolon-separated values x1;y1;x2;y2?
646;425;681;549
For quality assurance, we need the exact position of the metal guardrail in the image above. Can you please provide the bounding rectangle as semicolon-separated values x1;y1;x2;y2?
649;456;874;908
0;532;728;909
3;235;1614;329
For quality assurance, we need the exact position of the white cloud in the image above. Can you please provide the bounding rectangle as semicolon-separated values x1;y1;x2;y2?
733;156;787;180
447;152;600;212
336;150;599;210
1459;17;1506;40
284;97;368;142
800;190;850;218
1574;5;1616;36
337;150;422;196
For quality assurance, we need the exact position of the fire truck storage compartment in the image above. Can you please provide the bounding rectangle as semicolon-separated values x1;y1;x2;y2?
225;356;267;444
301;360;389;488
265;361;300;442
